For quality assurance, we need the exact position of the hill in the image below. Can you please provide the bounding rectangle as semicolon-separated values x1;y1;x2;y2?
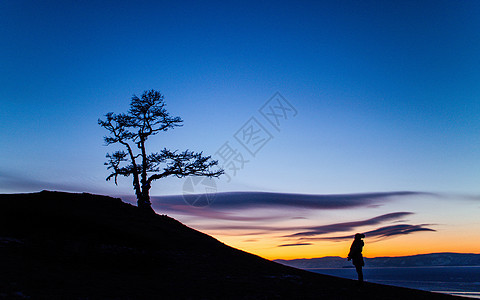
275;253;480;269
0;191;461;299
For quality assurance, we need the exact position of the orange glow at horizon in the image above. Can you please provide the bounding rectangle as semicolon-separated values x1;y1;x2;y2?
168;193;480;261
206;228;480;260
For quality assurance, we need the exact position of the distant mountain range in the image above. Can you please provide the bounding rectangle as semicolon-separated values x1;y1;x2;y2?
275;253;480;269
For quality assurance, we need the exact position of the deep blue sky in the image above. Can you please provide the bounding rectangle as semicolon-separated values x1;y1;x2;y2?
1;0;479;196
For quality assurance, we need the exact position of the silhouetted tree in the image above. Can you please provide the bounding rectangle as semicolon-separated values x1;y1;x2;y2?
99;90;223;213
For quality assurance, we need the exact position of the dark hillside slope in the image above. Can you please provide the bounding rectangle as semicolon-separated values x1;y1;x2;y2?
0;191;460;299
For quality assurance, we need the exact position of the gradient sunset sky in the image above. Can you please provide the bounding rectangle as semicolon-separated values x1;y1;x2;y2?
1;1;479;260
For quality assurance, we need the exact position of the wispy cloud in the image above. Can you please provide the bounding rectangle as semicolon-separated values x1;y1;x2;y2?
0;171;93;194
154;202;291;222
195;211;427;245
150;191;429;220
153;192;437;247
288;212;413;237
304;224;436;242
278;243;313;247
365;224;436;238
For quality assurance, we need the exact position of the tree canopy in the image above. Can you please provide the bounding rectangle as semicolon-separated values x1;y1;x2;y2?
99;90;223;213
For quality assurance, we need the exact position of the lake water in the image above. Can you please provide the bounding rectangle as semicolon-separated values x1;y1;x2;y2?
307;266;480;298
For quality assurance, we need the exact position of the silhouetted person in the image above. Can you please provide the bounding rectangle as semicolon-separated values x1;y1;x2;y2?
347;233;365;283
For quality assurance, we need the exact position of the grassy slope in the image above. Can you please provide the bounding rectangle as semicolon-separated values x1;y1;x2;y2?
0;191;461;299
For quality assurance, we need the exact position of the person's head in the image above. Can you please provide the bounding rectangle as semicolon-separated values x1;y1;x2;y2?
354;233;365;240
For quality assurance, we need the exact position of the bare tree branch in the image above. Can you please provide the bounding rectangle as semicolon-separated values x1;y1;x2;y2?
99;90;223;213
147;149;224;183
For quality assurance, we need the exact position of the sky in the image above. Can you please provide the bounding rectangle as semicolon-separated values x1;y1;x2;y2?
1;0;479;260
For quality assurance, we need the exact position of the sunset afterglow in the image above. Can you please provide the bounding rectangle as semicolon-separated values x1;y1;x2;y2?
1;1;479;262
147;192;480;260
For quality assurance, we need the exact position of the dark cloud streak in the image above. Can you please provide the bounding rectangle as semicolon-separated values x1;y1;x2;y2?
288;212;413;237
278;243;313;247
152;191;429;212
303;224;436;242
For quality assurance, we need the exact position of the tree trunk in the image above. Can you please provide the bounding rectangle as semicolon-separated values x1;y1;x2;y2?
137;137;155;214
138;182;155;214
137;196;155;214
